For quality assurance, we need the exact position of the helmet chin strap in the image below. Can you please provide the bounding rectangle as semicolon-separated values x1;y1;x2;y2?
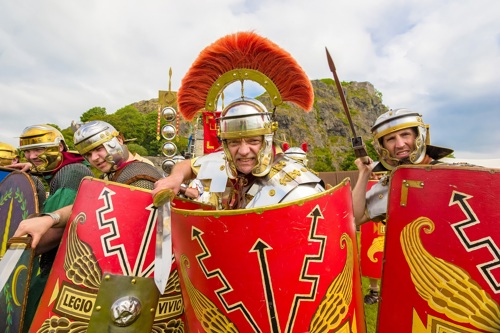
397;158;412;165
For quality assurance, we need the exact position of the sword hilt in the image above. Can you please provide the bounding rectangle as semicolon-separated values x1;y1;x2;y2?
153;189;175;207
7;236;32;248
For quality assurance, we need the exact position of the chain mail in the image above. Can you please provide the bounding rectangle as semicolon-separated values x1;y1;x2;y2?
41;162;93;275
47;163;94;195
30;175;47;212
103;161;162;190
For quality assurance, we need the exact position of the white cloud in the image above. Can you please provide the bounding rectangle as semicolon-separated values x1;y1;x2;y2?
0;0;499;159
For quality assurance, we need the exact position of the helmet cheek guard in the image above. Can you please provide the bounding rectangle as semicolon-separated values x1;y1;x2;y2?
218;98;278;178
19;124;67;174
371;109;428;170
102;137;129;168
74;120;129;170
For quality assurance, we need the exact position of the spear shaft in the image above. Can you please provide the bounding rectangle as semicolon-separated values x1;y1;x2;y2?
325;47;370;164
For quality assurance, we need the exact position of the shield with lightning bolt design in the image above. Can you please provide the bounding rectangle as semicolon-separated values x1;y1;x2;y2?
29;177;186;333
171;180;366;333
378;165;500;333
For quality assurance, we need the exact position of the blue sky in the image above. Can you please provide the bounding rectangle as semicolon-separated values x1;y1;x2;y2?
1;0;499;159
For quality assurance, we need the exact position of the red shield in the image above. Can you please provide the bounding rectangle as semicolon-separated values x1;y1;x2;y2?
378;165;500;332
360;221;385;279
360;180;386;279
171;181;366;333
30;178;185;332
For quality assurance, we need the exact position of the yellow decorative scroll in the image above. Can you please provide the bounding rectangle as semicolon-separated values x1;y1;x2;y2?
367;236;385;263
64;213;102;289
401;217;500;332
309;233;353;332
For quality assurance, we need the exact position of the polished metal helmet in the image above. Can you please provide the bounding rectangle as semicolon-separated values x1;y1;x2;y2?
218;98;278;177
371;108;428;170
74;120;129;170
284;147;308;167
0;142;18;166
19;124;67;173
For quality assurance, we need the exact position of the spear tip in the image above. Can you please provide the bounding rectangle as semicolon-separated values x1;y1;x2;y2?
325;47;336;72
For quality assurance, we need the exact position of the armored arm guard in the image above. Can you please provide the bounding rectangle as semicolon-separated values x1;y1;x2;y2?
365;175;390;222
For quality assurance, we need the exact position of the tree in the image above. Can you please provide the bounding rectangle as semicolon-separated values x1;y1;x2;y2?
61;127;76;150
108;106;146;144
127;143;148;156
339;140;378;171
143;111;163;155
81;107;107;122
310;147;335;172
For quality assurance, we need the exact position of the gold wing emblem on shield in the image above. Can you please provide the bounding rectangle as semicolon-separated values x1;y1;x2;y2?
163;268;181;295
401;217;500;332
64;212;102;289
179;254;239;332
37;316;88;332
309;233;353;332
152;318;185;333
367;235;385;263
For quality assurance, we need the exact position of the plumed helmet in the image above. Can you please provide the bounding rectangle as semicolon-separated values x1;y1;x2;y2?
176;32;314;177
219;98;278;177
371;108;428;170
0;142;18;166
73;120;129;169
19;124;67;173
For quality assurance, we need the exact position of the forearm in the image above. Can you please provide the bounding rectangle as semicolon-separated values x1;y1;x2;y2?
152;159;195;197
35;228;65;255
49;204;73;228
352;169;371;225
13;204;73;250
170;160;195;184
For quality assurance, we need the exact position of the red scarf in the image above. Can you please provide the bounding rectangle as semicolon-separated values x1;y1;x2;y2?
50;151;86;175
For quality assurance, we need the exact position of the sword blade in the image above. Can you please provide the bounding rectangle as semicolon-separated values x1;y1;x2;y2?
154;189;174;293
0;245;26;291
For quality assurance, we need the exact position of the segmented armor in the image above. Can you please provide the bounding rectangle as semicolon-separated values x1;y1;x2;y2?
193;151;324;209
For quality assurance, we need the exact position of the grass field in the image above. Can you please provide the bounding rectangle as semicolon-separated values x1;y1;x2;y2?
362;276;379;333
358;229;379;333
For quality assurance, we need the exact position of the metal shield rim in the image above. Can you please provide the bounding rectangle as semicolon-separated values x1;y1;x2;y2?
171;178;351;217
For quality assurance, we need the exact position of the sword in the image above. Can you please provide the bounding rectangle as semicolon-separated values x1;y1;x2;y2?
325;47;370;164
0;237;32;291
153;189;175;293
